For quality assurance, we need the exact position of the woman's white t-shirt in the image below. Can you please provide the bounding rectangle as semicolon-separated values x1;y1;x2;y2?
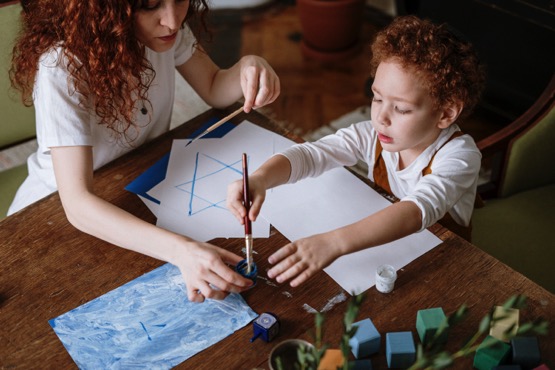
8;27;196;215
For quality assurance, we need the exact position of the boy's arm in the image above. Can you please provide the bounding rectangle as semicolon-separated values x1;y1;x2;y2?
267;200;422;287
227;154;291;223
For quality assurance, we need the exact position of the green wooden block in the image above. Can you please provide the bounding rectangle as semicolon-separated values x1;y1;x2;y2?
416;307;448;345
473;335;511;370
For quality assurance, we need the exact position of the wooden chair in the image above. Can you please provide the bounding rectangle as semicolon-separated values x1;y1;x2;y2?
472;75;555;293
0;1;35;218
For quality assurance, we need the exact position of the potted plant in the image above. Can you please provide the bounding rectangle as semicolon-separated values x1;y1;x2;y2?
269;294;548;369
296;0;366;62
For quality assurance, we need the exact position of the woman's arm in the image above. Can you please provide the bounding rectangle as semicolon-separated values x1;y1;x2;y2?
51;146;253;302
176;47;280;112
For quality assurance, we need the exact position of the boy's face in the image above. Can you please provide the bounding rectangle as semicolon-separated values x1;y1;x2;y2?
371;61;448;163
134;0;189;53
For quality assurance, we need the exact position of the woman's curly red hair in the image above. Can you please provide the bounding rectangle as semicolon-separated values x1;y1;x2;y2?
10;0;209;137
370;15;486;120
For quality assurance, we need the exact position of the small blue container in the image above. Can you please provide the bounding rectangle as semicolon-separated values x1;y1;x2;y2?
235;259;257;285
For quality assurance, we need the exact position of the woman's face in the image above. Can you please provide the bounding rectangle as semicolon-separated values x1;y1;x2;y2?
134;0;189;52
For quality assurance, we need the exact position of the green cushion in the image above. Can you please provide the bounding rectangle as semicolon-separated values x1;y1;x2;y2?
472;184;555;293
502;106;555;197
0;2;36;148
0;163;28;219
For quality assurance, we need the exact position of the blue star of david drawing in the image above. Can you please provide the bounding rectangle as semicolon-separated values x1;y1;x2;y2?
175;152;245;216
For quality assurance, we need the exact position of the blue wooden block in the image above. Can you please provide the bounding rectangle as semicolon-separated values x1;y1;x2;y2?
416;307;448;345
349;358;373;370
511;337;541;368
386;332;416;368
349;318;381;358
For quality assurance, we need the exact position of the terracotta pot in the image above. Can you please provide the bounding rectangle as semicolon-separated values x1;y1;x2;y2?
297;0;365;62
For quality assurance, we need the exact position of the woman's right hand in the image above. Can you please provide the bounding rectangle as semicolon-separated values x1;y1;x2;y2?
175;239;254;302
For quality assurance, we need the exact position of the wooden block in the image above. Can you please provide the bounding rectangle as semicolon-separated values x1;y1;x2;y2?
511;336;541;368
318;349;343;370
416;307;448;345
386;331;416;368
490;306;519;342
348;358;373;370
473;335;511;370
349;318;381;358
532;365;550;370
492;366;522;370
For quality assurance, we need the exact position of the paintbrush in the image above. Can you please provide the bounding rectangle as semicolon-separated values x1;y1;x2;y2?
242;153;253;273
185;106;244;147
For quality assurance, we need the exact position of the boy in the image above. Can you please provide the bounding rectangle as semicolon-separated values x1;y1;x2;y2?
227;15;485;287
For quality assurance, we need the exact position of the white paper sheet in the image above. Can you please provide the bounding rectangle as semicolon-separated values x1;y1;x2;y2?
149;121;295;241
262;167;442;295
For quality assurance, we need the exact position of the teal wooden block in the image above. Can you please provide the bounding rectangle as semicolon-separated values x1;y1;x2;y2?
473;335;511;370
416;307;448;346
349;358;373;370
349;318;381;358
386;331;416;369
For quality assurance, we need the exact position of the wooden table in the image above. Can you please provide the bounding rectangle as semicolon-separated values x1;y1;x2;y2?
1;106;553;369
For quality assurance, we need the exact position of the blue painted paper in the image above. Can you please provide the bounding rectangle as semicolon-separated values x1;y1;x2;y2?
49;263;258;369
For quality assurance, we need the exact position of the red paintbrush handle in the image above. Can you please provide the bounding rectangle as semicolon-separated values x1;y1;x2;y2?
242;153;252;235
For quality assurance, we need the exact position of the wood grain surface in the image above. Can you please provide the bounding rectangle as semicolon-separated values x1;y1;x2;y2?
1;105;553;369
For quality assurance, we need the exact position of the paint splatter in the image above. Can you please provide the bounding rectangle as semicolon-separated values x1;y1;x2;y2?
320;291;347;313
302;304;318;314
282;291;293;298
256;276;278;287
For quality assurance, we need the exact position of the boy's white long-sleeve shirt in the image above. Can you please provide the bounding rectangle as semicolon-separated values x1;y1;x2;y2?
280;121;481;231
8;27;196;215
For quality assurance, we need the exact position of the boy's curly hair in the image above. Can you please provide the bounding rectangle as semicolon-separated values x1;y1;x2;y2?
370;15;486;120
10;0;209;138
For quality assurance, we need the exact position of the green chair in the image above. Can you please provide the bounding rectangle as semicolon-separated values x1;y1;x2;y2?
0;1;36;218
473;75;555;293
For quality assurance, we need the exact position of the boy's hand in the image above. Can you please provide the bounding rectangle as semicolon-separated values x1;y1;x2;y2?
226;175;266;224
267;233;342;287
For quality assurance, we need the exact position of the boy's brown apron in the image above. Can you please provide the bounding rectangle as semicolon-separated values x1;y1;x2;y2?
372;132;480;241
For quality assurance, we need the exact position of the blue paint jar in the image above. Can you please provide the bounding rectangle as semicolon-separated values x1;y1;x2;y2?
235;259;257;286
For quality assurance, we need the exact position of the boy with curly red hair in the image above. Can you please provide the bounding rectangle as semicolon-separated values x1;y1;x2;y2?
227;15;486;288
9;0;280;302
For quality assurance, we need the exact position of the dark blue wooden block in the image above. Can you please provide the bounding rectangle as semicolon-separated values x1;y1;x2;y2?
349;358;373;370
386;331;416;368
492;366;522;370
511;336;541;368
349;318;381;358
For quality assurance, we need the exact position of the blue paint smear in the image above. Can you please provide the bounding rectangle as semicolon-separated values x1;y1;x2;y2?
124;118;237;203
49;263;258;369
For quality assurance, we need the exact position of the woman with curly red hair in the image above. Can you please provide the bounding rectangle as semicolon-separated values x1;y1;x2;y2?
8;0;280;302
227;15;486;288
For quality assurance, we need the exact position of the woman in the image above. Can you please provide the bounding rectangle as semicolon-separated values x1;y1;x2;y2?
9;0;280;301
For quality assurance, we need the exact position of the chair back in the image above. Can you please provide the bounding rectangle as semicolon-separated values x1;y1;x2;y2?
477;75;555;198
0;1;35;150
501;98;555;197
